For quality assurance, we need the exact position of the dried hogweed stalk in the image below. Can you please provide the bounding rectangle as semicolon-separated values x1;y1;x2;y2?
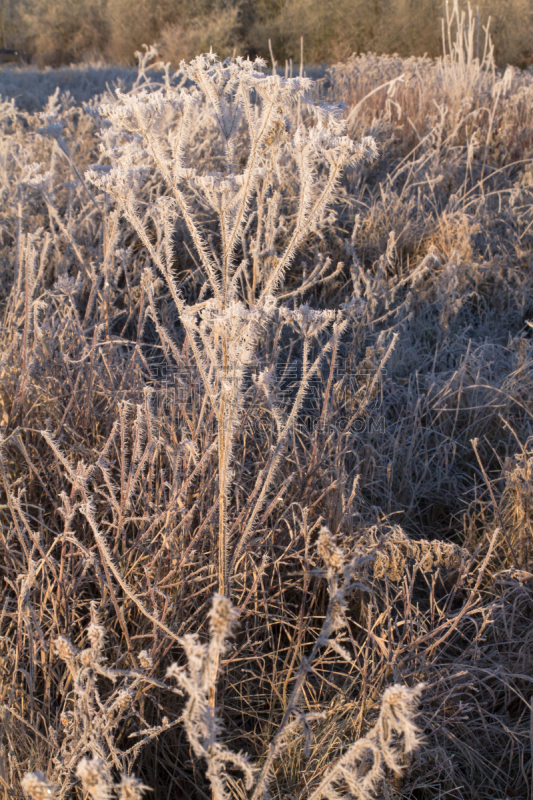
41;610;176;797
166;593;255;800
86;52;377;597
251;525;423;800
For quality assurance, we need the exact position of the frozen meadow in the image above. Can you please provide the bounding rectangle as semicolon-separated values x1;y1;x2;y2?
2;4;533;798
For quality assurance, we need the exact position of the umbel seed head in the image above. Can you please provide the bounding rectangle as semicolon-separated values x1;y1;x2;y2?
87;622;106;653
54;635;77;662
138;650;153;670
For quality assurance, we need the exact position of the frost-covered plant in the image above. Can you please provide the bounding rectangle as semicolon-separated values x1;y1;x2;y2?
20;602;176;800
305;682;424;800
166;594;256;799
166;527;424;800
22;762;149;800
22;771;57;800
86;52;377;598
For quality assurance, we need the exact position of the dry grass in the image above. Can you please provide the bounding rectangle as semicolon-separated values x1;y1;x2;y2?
1;8;533;799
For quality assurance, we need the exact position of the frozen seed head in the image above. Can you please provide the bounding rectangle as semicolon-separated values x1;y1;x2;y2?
80;648;95;667
380;683;425;752
60;711;74;729
76;757;111;800
330;594;348;631
138;650;153;670
115;690;133;712
118;775;150;800
54;635;78;663
316;526;345;572
87;622;106;654
22;771;56;800
209;593;236;640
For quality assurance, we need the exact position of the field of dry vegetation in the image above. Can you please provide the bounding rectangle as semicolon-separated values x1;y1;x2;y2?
1;3;533;798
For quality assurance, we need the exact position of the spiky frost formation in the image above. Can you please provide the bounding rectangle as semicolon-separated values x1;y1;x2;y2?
249;525;374;799
138;650;153;670
21;771;57;800
309;526;424;800
111;690;133;713
316;526;345;572
87;623;106;654
118;775;149;800
209;592;236;648
366;526;467;581
86;51;377;596
54;635;78;663
307;683;425;800
76;757;112;800
166;594;255;799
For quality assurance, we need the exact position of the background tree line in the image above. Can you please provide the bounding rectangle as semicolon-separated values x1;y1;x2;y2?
0;0;532;72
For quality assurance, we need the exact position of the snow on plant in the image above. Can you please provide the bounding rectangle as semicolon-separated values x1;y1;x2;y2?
86;52;378;598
